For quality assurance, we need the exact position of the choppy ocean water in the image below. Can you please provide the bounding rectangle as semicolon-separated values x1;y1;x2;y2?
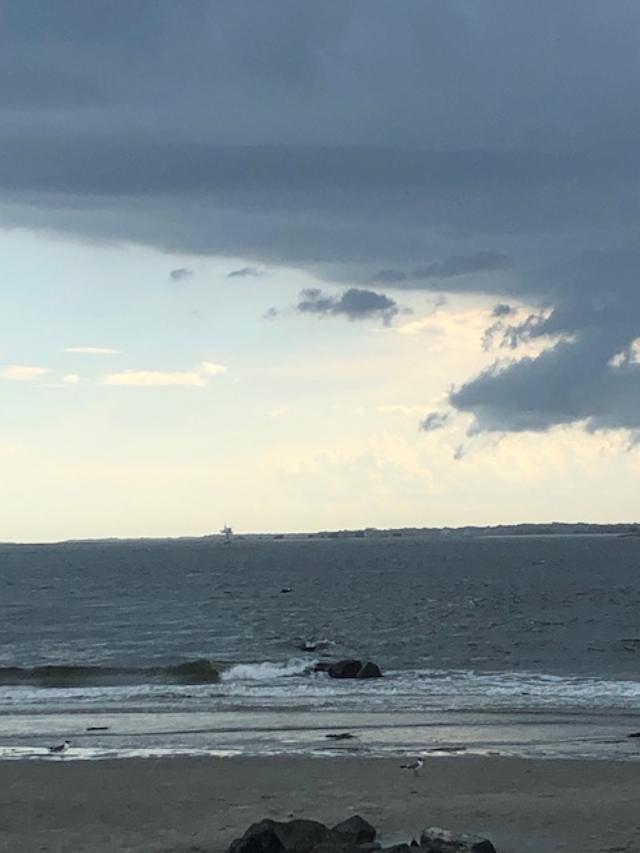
2;534;640;761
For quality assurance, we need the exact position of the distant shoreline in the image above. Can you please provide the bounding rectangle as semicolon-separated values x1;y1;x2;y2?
2;522;639;547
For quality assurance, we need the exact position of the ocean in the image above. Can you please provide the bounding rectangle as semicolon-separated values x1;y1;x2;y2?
2;534;640;761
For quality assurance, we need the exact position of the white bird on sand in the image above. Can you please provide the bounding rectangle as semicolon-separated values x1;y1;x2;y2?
48;740;70;755
400;757;424;777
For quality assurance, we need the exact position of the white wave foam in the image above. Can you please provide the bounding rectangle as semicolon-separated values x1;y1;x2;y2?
221;659;313;682
216;666;640;712
3;665;640;715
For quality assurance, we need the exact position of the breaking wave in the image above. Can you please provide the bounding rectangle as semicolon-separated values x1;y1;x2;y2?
0;659;222;688
221;659;314;682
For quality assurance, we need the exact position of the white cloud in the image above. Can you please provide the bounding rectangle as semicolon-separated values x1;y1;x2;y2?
200;361;227;376
64;347;120;355
62;373;80;384
378;404;431;418
268;406;288;418
102;360;227;388
1;365;49;381
609;338;640;368
102;370;206;387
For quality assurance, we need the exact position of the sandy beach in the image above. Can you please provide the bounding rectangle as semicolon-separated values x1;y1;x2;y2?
1;755;639;853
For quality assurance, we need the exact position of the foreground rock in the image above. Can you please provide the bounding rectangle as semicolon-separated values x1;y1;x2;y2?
312;660;383;679
331;816;376;845
420;827;496;853
227;818;494;853
228;822;285;853
229;819;332;853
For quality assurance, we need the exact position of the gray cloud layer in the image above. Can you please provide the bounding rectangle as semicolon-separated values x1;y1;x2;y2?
2;1;640;432
373;252;510;286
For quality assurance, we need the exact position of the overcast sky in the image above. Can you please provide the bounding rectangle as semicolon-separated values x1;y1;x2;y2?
2;1;640;541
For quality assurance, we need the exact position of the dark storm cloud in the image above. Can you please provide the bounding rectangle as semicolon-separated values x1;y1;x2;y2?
169;268;193;281
453;248;640;432
228;267;262;278
374;253;510;286
492;304;515;318
2;1;640;432
420;412;449;432
451;337;640;434
295;288;400;325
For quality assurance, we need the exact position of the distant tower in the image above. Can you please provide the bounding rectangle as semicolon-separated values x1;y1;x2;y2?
220;524;233;545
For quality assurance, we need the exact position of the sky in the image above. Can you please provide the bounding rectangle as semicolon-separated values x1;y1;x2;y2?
2;1;640;541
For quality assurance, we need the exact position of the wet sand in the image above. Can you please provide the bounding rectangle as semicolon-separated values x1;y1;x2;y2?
1;755;639;853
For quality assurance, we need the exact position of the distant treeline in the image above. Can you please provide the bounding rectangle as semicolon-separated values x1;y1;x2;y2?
305;522;640;540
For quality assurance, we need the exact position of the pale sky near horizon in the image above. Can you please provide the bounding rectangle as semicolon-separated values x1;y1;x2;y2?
2;1;640;541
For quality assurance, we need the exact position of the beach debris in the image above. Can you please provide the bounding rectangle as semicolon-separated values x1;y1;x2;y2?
325;732;355;740
47;739;70;754
627;732;640;738
86;726;110;732
400;757;423;777
312;659;383;679
420;827;496;853
331;816;376;845
281;587;293;594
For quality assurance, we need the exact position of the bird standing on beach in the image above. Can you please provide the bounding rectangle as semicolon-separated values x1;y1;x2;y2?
48;739;70;755
400;757;423;777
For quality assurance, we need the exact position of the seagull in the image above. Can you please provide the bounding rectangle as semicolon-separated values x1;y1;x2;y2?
48;739;70;755
400;757;424;777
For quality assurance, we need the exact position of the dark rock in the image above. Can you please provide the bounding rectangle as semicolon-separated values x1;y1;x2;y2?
276;820;333;853
419;827;496;853
328;660;363;679
381;845;412;853
331;816;376;845
410;841;420;849
316;660;383;679
325;733;355;740
228;823;284;853
627;732;640;738
356;662;382;679
229;819;333;853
